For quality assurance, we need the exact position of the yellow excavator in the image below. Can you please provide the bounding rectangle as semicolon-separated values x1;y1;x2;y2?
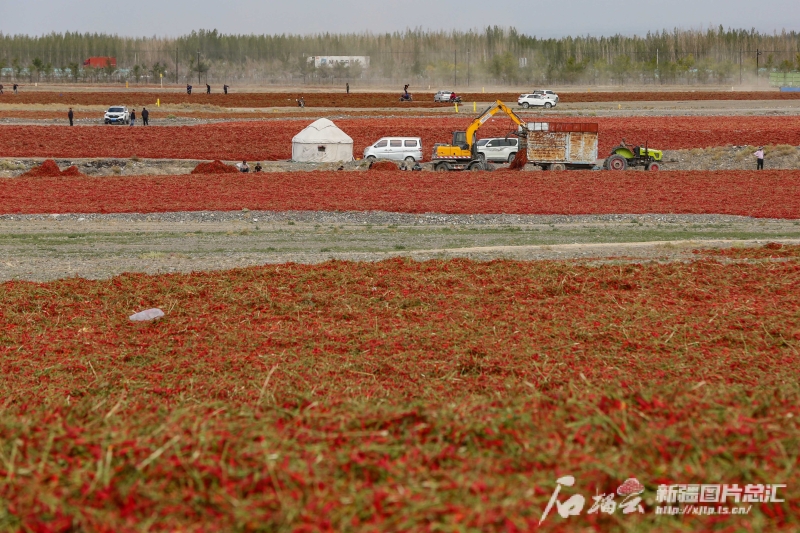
431;100;527;171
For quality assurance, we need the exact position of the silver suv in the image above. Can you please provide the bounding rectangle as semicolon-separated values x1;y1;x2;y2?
104;106;130;124
477;137;519;163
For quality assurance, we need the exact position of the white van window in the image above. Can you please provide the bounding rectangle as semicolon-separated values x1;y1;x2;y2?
486;140;497;147
404;140;418;147
375;140;388;148
390;140;402;147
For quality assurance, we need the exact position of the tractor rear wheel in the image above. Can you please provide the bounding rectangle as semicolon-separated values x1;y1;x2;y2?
468;161;484;171
606;154;628;171
435;162;451;172
646;162;661;171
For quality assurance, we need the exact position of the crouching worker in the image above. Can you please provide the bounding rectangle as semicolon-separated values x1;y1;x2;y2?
239;161;250;173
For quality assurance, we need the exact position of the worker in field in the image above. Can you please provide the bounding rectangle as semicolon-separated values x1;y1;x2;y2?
13;83;18;94
206;84;211;94
141;107;149;126
754;146;765;170
68;107;74;126
239;161;250;173
187;84;192;95
254;162;263;172
0;84;4;94
346;82;349;94
296;97;305;108
223;84;229;94
130;109;136;126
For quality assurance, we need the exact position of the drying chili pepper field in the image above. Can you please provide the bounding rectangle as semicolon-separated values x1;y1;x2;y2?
2;170;799;218
3;116;800;160
1;254;799;532
3;83;800;533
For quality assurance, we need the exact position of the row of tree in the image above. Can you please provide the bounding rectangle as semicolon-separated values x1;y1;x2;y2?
1;26;799;85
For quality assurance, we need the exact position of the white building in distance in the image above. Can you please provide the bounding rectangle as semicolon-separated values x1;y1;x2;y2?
307;56;370;69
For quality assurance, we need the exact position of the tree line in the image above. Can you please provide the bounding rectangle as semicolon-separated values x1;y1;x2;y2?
1;26;799;86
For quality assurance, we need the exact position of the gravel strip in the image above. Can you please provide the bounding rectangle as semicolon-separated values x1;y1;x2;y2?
0;211;792;226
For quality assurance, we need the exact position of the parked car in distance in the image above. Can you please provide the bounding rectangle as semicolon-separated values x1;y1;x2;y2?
434;90;459;103
532;89;559;103
476;137;519;163
104;106;130;124
518;93;556;109
363;137;423;162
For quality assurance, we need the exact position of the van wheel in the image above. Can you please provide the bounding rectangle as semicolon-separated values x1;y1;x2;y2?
521;102;530;109
404;156;415;163
366;156;376;162
507;152;517;163
544;102;553;109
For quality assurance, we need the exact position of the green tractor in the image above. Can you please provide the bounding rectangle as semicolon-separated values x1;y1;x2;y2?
604;141;663;171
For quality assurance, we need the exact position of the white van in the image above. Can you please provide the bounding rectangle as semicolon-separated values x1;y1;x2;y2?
363;137;423;162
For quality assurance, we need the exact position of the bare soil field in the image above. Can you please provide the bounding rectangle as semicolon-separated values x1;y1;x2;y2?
2;90;800;108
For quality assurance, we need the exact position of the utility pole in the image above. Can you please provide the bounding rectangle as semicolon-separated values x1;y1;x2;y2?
176;47;179;84
739;49;742;85
467;50;470;87
197;51;201;84
454;50;457;87
756;48;762;85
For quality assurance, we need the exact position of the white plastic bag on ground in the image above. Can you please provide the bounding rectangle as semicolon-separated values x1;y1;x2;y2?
129;308;165;322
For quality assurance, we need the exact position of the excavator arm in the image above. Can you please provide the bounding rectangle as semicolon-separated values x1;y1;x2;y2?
432;100;528;167
464;100;527;152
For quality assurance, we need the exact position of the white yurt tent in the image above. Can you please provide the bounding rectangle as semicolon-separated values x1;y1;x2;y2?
291;118;354;162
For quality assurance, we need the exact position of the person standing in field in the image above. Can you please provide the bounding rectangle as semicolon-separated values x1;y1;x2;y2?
754;146;765;170
129;109;136;126
223;84;229;94
13;83;18;94
141;106;149;126
346;82;349;94
0;84;4;94
206;84;211;94
68;107;74;126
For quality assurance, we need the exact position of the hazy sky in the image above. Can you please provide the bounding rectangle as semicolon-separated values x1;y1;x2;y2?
1;0;799;38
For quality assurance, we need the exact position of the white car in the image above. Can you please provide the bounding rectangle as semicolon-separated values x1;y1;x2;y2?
364;137;423;162
518;93;556;109
104;106;130;124
477;137;519;163
532;89;559;103
434;90;460;103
